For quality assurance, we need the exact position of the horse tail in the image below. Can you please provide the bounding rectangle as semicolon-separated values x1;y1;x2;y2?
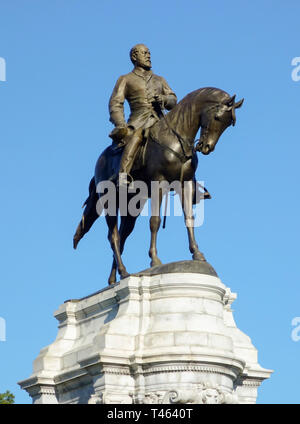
73;177;100;249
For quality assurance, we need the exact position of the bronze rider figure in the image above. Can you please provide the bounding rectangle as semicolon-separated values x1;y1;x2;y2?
109;44;177;186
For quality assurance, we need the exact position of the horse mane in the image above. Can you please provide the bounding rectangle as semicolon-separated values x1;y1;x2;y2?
169;87;231;117
159;87;231;137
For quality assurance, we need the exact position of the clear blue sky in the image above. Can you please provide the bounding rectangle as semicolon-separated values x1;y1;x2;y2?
0;0;300;404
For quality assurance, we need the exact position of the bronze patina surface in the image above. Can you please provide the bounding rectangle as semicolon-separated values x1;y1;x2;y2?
133;260;218;278
73;45;243;285
109;44;177;186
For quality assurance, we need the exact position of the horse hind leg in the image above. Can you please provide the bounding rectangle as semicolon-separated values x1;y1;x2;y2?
108;259;118;286
108;200;147;285
106;215;129;283
108;215;138;285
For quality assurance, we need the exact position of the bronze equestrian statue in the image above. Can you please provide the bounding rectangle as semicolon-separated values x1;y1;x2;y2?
73;44;244;285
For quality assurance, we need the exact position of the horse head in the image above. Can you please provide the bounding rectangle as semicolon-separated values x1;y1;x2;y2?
197;94;244;155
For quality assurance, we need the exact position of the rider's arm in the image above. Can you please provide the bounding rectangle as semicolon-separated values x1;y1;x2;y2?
109;76;127;128
160;77;177;110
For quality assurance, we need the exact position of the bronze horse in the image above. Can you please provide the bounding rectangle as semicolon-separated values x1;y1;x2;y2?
73;87;243;284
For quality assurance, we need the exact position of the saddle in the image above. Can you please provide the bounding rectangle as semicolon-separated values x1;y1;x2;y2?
109;131;211;203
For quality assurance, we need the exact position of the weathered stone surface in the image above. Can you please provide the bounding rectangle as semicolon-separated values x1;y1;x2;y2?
19;264;272;404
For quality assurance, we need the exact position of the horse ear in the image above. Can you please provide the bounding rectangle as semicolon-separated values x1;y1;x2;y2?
225;94;236;107
231;98;244;126
234;98;244;109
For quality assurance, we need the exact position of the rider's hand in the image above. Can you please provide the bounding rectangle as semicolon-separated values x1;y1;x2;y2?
153;94;164;107
110;125;128;140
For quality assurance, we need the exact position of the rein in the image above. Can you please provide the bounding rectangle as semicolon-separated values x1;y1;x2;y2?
149;134;191;163
149;114;196;164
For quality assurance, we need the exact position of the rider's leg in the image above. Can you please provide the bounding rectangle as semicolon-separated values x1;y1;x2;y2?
119;128;143;186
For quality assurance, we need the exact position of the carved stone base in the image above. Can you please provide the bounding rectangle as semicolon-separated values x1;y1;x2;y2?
19;263;272;404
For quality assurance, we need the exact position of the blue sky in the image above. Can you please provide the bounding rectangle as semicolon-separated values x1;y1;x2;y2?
0;0;300;404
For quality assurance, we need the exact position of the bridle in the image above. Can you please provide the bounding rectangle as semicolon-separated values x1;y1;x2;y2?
150;96;240;161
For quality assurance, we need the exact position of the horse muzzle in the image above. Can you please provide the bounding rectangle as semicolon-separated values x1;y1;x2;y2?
200;142;214;155
196;134;214;155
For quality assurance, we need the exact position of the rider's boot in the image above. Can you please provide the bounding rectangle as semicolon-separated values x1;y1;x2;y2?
118;129;143;188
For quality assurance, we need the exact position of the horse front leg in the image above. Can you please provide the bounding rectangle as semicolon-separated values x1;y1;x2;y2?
106;215;129;284
180;181;206;261
149;188;163;267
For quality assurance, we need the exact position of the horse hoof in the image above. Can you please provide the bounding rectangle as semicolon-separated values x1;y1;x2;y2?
150;258;162;267
193;252;206;261
120;271;130;280
108;278;116;286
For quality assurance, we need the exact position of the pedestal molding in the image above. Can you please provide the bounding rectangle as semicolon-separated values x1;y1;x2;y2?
19;268;272;404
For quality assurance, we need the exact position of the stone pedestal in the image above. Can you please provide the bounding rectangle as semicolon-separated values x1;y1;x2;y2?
19;261;272;404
